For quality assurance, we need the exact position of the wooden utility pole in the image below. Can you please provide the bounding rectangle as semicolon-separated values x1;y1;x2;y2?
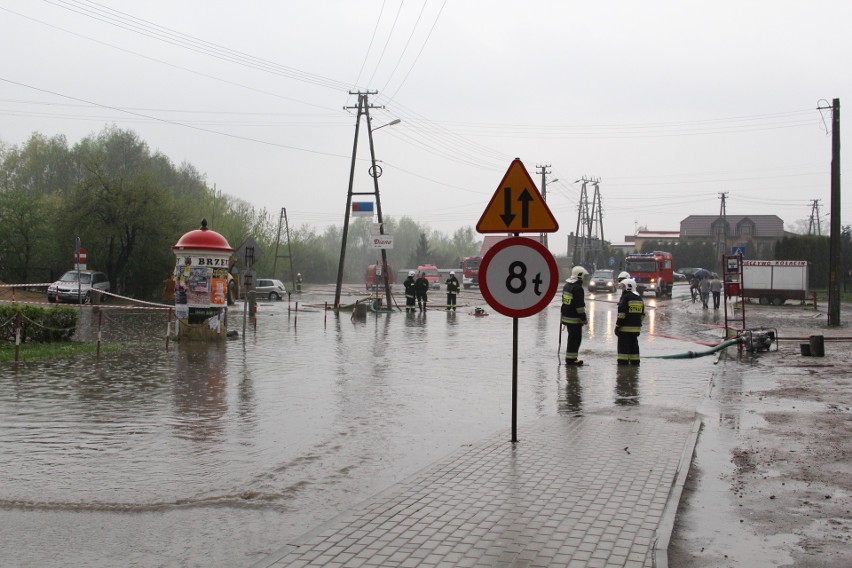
827;98;841;326
716;192;728;270
536;164;552;249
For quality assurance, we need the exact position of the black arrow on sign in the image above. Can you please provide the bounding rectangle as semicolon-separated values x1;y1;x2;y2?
500;187;515;226
518;188;532;227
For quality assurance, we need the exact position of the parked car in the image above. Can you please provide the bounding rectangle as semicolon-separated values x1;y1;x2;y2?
587;269;616;293
416;265;441;289
673;271;686;282
47;270;110;303
255;278;286;300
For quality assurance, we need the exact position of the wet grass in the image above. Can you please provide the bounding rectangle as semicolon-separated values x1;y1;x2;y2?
0;341;121;363
811;289;852;303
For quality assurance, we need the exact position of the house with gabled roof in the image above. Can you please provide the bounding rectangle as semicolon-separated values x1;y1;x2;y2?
679;215;786;258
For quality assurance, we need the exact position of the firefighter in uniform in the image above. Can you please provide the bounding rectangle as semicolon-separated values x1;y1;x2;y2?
561;266;589;365
445;271;460;310
415;271;429;311
403;271;417;312
614;278;645;365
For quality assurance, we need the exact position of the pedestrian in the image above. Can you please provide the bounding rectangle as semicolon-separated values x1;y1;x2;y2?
415;271;429;311
403;270;417;312
561;266;589;366
445;270;460;310
689;274;699;303
710;275;723;309
699;276;711;309
614;278;645;365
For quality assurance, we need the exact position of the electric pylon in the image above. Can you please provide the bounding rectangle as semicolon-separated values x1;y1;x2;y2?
572;177;604;266
807;199;822;236
272;208;296;291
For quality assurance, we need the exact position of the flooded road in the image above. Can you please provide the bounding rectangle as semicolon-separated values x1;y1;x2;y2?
2;284;730;567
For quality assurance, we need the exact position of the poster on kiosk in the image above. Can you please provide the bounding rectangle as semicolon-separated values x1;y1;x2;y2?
175;255;230;309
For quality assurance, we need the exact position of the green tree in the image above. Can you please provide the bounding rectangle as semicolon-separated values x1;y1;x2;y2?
408;232;431;267
65;127;183;296
775;235;829;288
0;190;56;282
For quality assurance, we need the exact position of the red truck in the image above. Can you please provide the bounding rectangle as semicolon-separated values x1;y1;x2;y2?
623;251;675;297
365;263;394;290
460;256;481;289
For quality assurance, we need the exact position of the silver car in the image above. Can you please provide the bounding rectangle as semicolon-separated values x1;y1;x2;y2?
254;278;286;301
587;269;616;293
47;270;111;303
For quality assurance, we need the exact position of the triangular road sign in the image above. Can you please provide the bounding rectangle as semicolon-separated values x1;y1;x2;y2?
476;158;559;233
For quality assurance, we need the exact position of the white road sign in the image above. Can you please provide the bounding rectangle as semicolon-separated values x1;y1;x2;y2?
480;237;558;318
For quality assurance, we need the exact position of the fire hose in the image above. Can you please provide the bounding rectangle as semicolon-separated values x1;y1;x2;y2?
645;336;744;359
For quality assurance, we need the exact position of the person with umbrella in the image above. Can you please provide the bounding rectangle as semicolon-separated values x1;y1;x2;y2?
696;269;712;309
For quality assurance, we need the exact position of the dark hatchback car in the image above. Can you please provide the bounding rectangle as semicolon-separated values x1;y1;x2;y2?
588;269;616;293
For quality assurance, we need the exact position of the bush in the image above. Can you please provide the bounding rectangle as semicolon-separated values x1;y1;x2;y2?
0;305;78;343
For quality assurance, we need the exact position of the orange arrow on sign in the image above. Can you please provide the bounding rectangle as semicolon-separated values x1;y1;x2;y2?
476;158;559;233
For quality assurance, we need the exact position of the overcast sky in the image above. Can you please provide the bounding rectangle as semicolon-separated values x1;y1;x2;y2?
1;0;849;255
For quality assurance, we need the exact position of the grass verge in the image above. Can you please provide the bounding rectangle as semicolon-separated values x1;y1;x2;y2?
0;341;122;363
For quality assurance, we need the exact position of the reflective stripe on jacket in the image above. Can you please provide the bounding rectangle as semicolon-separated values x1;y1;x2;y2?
403;277;416;298
561;280;587;325
446;277;460;295
616;290;645;333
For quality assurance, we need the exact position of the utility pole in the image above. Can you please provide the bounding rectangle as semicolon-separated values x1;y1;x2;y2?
824;98;841;326
536;164;553;249
334;91;394;311
807;199;822;236
272;208;296;291
716;192;729;268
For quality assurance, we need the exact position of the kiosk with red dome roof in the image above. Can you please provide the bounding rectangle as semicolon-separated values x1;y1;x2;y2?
172;219;235;340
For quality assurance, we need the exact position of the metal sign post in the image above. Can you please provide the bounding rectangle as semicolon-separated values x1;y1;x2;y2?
477;160;559;443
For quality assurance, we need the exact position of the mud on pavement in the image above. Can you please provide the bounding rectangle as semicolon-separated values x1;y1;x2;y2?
670;304;852;567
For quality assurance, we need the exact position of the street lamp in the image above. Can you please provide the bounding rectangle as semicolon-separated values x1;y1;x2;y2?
372;118;401;132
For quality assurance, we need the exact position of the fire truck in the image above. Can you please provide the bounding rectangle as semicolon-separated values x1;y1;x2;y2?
460;256;481;289
365;263;393;290
623;251;674;297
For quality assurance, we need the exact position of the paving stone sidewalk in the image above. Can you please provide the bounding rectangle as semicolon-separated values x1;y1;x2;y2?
252;407;698;568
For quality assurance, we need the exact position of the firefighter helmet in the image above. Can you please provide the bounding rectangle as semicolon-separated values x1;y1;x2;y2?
617;271;631;282
450;271;455;275
619;278;637;292
408;270;415;277
571;266;589;279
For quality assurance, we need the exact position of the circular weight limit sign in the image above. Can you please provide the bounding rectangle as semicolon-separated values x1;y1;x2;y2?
480;237;558;318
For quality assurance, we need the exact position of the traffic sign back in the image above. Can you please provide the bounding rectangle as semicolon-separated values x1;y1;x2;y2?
477;159;559;234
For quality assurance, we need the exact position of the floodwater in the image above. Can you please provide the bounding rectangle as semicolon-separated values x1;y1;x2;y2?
1;284;741;567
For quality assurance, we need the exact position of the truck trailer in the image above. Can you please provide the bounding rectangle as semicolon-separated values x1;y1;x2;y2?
741;260;808;305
